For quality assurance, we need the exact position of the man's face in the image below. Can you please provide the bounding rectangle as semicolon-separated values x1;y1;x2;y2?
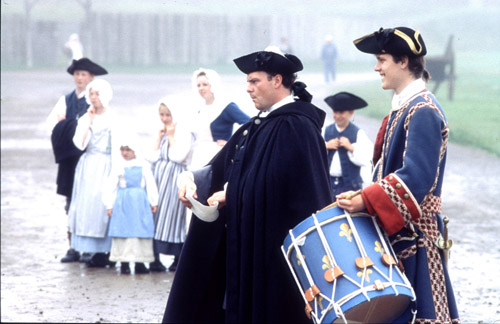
246;71;278;111
73;70;94;92
374;54;406;93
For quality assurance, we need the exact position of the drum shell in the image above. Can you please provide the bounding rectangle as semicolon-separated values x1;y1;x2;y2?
282;206;414;323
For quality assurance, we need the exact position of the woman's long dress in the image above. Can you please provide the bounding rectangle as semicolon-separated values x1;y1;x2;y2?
68;113;113;253
153;125;194;256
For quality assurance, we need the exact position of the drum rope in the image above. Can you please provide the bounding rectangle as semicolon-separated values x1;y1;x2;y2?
280;246;312;313
288;230;318;302
312;213;345;321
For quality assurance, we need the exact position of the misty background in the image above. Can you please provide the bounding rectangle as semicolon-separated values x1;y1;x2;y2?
2;0;499;71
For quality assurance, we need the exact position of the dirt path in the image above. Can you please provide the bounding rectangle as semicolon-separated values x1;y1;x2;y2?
1;71;499;323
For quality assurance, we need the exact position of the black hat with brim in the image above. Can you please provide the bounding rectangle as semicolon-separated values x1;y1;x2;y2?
67;58;108;75
353;27;427;57
233;49;303;75
324;92;368;112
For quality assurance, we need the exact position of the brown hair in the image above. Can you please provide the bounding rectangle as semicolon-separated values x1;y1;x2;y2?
266;72;297;89
392;54;430;82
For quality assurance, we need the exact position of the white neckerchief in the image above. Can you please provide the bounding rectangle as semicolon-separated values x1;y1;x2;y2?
391;78;426;111
259;95;294;118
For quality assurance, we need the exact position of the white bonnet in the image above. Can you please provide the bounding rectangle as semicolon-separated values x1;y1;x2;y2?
191;67;221;97
85;79;113;108
156;96;189;124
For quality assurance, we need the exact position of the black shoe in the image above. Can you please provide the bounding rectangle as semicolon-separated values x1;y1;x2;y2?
60;248;80;263
149;261;167;272
134;262;150;274
79;252;92;263
168;258;178;272
120;262;131;274
86;253;108;268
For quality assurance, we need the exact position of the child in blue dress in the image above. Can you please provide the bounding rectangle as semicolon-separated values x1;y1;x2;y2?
103;137;159;274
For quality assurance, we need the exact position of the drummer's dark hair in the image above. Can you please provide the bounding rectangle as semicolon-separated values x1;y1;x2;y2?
392;54;431;82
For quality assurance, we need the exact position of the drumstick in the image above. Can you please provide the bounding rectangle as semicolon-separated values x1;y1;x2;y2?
319;189;362;212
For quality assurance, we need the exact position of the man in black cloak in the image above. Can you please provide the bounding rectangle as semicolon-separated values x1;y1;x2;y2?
163;46;332;323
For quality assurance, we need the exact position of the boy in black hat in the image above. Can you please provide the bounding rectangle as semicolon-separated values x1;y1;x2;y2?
323;92;372;199
47;58;107;263
164;46;331;323
336;27;460;323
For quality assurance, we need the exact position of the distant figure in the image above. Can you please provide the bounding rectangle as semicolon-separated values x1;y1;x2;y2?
103;137;159;275
323;92;373;199
150;99;195;272
279;37;292;54
47;58;108;263
68;79;116;268
65;33;83;61
321;34;339;83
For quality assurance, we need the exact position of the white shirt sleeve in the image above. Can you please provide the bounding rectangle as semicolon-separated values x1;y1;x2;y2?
46;95;67;134
347;129;373;167
72;113;92;150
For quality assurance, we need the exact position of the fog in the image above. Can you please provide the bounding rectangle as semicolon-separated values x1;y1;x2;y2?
1;0;499;69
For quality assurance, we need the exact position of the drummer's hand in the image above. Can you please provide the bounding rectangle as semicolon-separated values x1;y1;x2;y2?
207;191;226;209
336;191;365;213
177;172;196;209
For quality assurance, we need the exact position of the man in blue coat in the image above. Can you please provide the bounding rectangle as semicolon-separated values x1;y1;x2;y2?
337;27;460;323
163;47;332;323
47;58;107;262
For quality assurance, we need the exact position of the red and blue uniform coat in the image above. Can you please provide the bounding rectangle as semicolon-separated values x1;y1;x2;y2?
362;92;460;323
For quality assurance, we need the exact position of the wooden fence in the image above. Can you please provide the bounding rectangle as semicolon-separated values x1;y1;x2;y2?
1;12;370;68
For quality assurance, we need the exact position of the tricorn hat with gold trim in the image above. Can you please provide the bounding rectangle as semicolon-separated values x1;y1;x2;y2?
353;27;426;57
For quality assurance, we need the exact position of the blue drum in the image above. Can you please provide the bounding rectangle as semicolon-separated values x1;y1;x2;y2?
282;206;415;323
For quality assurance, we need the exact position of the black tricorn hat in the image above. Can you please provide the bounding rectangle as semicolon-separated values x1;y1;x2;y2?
353;27;427;57
233;46;303;75
67;58;108;75
324;92;368;112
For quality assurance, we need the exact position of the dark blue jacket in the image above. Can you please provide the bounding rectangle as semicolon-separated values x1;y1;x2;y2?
210;102;250;141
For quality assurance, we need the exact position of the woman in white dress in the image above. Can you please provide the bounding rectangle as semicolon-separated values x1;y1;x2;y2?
150;99;195;272
189;68;250;170
68;79;117;267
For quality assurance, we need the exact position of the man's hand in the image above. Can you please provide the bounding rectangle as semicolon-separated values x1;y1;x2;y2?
207;191;226;209
177;172;196;209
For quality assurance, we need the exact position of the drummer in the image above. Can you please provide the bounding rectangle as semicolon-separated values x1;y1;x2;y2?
336;27;460;323
163;46;331;323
